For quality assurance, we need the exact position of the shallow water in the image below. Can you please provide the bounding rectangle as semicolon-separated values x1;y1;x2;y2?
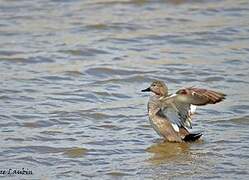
0;0;249;179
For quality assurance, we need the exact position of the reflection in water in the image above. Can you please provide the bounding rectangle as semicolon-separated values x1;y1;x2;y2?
63;147;88;158
146;141;191;164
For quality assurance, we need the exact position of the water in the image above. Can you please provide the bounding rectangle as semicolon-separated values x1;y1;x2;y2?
0;0;249;179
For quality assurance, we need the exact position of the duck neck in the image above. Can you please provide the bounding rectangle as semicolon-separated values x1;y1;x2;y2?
148;95;161;117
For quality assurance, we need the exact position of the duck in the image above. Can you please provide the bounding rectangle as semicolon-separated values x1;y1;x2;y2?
142;80;226;142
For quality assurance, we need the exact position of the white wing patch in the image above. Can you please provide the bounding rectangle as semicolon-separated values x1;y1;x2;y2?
169;94;177;97
159;93;177;101
171;123;179;132
189;105;196;116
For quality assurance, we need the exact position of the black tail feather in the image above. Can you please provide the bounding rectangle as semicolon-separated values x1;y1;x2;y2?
183;133;202;142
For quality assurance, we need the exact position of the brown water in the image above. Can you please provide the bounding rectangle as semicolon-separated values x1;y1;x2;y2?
0;0;249;179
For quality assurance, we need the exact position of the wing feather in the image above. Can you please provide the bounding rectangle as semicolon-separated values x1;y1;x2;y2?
176;87;226;105
159;87;225;129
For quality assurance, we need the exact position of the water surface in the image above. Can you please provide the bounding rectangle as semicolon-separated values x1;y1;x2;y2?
0;0;249;179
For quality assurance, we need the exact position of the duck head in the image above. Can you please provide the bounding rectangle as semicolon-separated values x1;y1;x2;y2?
142;80;168;96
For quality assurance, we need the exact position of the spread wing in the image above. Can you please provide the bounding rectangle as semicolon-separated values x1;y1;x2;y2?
175;87;226;105
160;87;226;128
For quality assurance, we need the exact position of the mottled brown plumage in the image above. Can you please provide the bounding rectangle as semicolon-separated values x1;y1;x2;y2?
142;81;226;142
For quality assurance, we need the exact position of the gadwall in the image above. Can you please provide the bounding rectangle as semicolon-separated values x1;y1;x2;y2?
142;80;226;142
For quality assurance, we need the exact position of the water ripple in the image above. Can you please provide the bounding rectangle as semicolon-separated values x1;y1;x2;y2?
0;0;249;179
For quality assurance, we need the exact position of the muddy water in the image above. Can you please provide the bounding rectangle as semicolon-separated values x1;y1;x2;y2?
0;0;249;179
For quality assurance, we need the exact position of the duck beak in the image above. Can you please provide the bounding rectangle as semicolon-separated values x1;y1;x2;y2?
141;87;151;92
